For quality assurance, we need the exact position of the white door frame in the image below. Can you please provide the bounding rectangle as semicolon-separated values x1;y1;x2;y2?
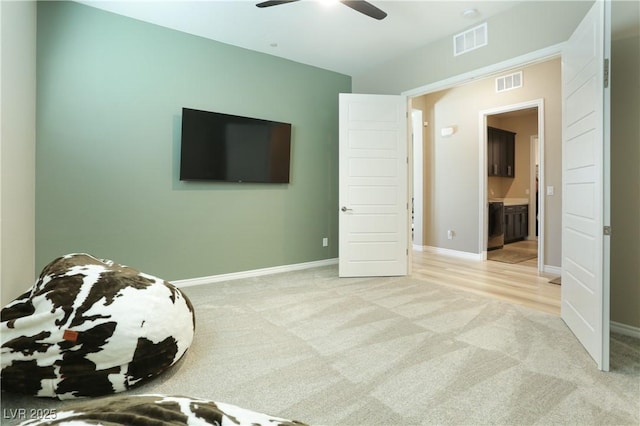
530;135;541;270
478;99;545;272
411;109;424;249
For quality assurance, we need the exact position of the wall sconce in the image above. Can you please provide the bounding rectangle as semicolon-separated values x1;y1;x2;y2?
441;126;456;137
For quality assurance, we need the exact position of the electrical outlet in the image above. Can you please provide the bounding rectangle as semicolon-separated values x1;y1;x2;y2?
322;237;328;247
447;230;455;240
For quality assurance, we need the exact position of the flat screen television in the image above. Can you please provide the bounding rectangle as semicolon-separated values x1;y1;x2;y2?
180;107;292;183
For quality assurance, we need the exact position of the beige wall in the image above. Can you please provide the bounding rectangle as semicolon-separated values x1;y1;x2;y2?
412;58;562;267
610;28;640;328
0;1;37;306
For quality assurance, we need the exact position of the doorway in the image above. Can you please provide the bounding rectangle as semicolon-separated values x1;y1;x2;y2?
407;64;557;271
483;105;543;271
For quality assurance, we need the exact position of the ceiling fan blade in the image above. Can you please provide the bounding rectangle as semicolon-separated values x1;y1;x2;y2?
341;1;387;20
256;0;300;8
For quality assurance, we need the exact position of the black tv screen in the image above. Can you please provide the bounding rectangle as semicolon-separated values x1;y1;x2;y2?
180;108;292;183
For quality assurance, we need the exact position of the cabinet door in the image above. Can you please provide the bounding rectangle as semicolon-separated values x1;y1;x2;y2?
520;206;529;239
498;131;508;176
504;135;515;177
487;128;498;176
504;206;516;243
487;127;516;177
515;206;528;239
504;205;528;243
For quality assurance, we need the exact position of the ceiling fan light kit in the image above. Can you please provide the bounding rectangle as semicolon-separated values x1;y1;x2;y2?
256;0;387;20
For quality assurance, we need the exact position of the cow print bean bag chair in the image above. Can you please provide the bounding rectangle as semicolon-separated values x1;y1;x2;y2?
17;394;309;426
1;253;195;399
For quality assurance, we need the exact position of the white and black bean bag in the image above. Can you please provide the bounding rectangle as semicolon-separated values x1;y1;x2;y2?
1;254;195;399
17;394;309;426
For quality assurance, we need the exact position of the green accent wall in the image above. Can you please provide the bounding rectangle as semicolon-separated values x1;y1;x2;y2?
36;1;350;280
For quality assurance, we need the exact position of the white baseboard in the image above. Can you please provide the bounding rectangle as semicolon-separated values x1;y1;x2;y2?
173;258;338;288
420;246;483;261
543;265;562;275
611;321;640;339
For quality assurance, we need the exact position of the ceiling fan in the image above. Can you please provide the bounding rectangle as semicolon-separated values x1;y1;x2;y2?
256;0;387;21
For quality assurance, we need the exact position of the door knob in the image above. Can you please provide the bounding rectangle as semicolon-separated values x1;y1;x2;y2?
341;206;353;212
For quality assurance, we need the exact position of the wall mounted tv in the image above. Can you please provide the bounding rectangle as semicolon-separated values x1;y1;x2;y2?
180;107;292;183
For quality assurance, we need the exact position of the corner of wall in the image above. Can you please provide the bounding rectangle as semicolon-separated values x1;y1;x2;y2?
0;1;37;306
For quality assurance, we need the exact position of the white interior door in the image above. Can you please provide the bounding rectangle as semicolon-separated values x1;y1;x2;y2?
561;0;610;371
338;93;409;277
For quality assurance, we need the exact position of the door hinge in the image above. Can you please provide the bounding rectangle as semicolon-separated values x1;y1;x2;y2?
604;225;612;236
604;58;610;88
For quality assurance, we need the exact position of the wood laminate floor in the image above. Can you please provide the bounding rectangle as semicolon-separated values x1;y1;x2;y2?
412;244;561;315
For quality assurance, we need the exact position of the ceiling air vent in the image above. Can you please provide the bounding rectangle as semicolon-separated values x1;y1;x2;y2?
453;23;487;56
496;71;523;93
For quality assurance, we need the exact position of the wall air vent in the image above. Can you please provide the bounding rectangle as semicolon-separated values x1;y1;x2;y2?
495;71;523;93
453;22;487;56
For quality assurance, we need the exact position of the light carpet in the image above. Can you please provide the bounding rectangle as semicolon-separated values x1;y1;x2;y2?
2;265;638;425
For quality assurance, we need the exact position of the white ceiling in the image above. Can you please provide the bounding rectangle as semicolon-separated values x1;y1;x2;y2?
79;0;525;76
